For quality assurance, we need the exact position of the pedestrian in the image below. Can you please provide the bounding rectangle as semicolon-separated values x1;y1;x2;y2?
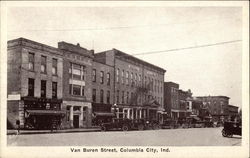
16;120;20;135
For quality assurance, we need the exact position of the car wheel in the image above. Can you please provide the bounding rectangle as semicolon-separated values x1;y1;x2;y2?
122;125;129;131
138;124;144;131
101;126;107;131
153;124;159;130
222;129;227;137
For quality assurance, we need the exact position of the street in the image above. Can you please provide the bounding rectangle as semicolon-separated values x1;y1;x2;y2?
7;127;241;146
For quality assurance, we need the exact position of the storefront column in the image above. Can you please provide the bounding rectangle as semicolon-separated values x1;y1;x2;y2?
123;109;125;119
127;109;130;119
139;109;142;119
144;109;147;119
70;106;73;128
135;109;138;119
80;106;83;127
132;109;134;119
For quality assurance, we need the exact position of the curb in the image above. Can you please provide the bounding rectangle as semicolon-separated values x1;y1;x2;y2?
7;128;101;135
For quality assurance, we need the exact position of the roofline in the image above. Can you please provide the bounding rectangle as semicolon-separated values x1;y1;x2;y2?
195;96;230;99
8;37;60;53
113;48;166;73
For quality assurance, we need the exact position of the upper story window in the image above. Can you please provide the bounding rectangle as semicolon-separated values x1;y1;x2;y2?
28;53;35;71
116;68;120;83
92;89;96;102
139;74;141;85
92;69;96;82
100;89;104;103
126;71;129;85
116;90;119;104
52;58;58;75
122;91;125;104
41;55;47;73
107;90;110;104
121;70;124;84
107;72;110;85
100;71;104;84
126;92;129;104
131;73;134;87
28;78;34;97
70;63;85;80
135;74;137;86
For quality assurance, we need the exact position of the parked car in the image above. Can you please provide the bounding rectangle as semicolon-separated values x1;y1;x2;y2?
222;121;242;137
100;118;132;131
161;118;178;129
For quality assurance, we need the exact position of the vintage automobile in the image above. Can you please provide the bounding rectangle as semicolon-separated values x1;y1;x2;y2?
100;118;132;131
161;118;178;129
222;121;242;137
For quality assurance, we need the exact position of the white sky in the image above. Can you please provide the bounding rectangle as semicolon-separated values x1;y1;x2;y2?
7;7;242;107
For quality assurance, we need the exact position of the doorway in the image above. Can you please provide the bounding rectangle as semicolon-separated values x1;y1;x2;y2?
73;115;79;128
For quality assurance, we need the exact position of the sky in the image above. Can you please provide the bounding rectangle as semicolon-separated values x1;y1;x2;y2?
7;6;242;107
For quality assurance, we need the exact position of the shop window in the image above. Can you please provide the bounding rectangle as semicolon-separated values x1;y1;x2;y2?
52;82;57;99
28;78;34;97
41;80;46;98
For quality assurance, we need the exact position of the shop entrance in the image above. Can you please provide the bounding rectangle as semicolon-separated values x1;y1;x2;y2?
73;115;79;128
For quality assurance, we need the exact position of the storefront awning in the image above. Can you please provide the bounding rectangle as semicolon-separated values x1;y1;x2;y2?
26;110;66;116
93;112;115;117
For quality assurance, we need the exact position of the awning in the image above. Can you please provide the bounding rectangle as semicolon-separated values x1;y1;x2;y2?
93;112;115;117
26;110;65;116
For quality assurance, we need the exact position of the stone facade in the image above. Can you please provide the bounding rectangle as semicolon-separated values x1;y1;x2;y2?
58;42;94;128
7;38;64;129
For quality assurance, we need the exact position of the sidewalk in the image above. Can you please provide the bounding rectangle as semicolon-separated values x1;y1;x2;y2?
7;127;101;135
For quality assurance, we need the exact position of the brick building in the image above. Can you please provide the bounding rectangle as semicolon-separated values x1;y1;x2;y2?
58;42;94;128
7;38;166;129
196;96;230;122
163;82;193;119
94;49;166;122
91;57;115;125
7;38;64;129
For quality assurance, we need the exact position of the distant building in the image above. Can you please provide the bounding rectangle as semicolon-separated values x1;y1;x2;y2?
163;82;193;119
196;96;230;122
7;38;64;129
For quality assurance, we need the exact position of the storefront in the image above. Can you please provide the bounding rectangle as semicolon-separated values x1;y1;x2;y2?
62;100;92;129
22;97;65;130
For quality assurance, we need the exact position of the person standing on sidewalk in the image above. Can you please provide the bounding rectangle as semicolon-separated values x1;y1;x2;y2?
16;120;20;135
